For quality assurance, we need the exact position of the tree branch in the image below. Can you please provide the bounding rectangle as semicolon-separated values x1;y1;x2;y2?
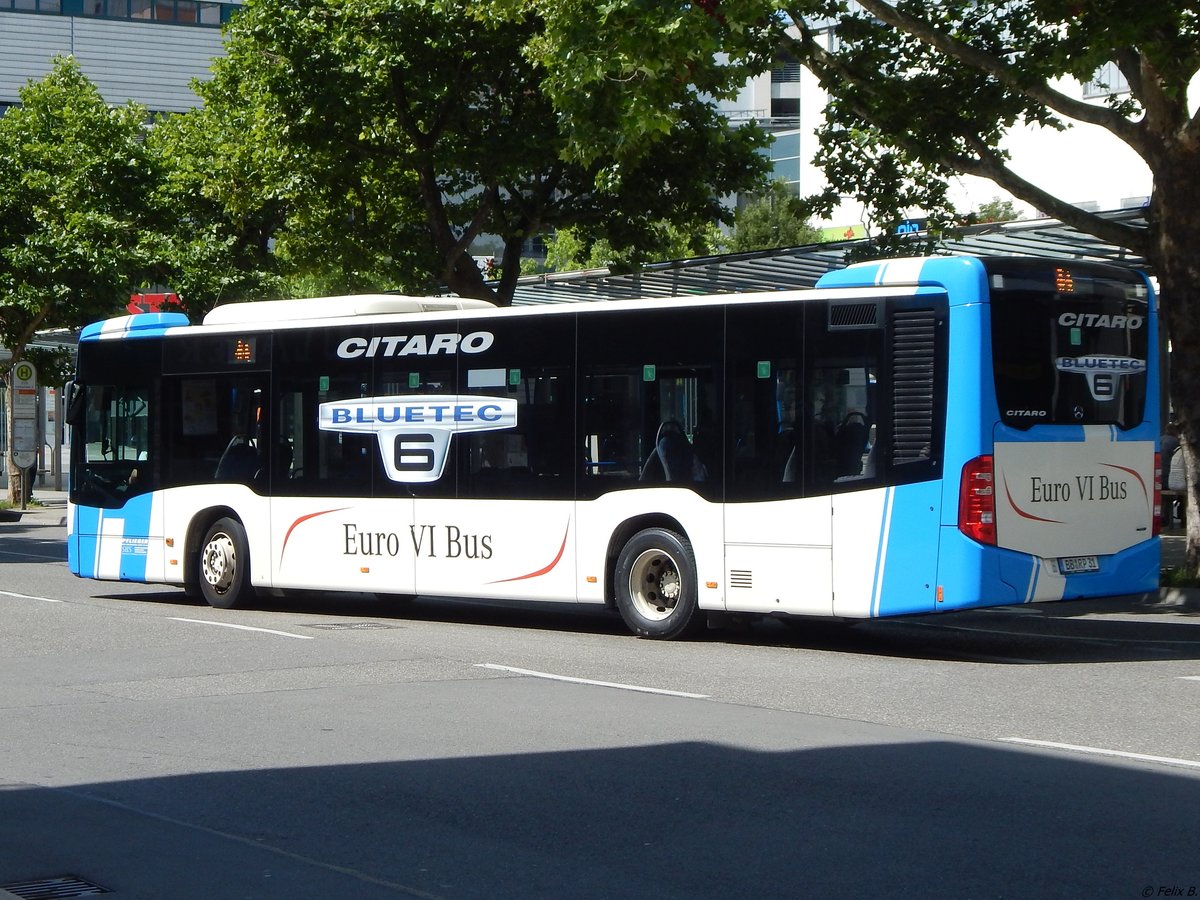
827;0;1145;149
788;10;1151;258
951;134;1151;256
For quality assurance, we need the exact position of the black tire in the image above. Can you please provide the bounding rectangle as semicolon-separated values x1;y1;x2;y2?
614;527;703;639
198;517;254;609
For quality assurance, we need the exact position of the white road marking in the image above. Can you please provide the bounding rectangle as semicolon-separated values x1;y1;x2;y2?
1003;737;1200;771
476;663;709;699
168;617;314;640
0;589;62;603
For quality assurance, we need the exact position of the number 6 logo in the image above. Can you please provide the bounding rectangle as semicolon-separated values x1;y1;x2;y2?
319;395;518;483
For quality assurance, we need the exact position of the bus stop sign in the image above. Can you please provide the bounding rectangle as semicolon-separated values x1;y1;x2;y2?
8;359;38;470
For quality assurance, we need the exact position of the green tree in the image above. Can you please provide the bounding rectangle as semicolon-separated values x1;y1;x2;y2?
528;1;1200;570
543;221;720;273
722;180;823;253
200;0;769;306
972;197;1022;225
0;58;158;502
142;97;288;316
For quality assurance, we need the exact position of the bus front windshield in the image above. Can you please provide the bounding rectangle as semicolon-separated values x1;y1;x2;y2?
71;383;154;507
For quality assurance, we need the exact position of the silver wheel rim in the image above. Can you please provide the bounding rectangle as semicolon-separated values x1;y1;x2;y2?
627;548;682;622
201;532;236;596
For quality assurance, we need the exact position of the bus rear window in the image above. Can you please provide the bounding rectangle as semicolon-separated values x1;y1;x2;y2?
987;261;1149;429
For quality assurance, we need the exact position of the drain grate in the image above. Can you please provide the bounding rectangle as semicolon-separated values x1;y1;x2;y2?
0;876;109;899
302;621;400;630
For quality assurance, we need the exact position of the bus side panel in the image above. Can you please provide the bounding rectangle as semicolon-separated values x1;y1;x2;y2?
68;492;163;583
934;528;1023;609
832;481;942;617
724;497;832;616
265;496;412;595
412;498;576;601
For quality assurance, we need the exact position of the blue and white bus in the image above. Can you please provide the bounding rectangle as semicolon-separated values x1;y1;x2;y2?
66;255;1160;638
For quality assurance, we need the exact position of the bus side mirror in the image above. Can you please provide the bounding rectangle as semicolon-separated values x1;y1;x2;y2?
64;381;86;427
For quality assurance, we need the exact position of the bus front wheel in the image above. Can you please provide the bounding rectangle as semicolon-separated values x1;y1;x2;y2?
614;528;703;639
199;517;253;609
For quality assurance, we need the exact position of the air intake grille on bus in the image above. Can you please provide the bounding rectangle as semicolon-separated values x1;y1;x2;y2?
828;301;880;330
892;309;937;464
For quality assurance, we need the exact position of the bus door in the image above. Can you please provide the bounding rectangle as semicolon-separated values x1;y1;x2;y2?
828;303;945;618
724;304;834;617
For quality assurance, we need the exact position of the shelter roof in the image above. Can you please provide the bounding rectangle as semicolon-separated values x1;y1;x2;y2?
502;206;1150;305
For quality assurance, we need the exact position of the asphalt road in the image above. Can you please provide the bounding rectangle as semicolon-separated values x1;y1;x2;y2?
2;502;1199;899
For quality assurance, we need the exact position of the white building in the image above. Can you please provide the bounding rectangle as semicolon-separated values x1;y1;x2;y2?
0;0;241;113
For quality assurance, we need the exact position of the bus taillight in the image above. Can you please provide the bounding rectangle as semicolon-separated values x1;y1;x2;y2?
959;455;996;545
1153;451;1162;536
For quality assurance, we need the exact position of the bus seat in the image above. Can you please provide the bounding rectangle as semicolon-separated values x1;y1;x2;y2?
834;412;869;477
640;421;698;483
214;437;259;483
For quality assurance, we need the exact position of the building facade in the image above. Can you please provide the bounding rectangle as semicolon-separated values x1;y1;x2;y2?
0;0;241;113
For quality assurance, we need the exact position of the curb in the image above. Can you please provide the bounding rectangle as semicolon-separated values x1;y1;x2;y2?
1153;586;1200;611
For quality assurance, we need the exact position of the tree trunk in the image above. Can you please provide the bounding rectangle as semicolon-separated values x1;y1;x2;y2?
1152;177;1200;573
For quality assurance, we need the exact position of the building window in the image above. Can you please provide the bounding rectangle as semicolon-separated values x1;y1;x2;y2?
767;129;801;197
1083;62;1130;99
771;97;800;123
67;0;231;25
771;52;802;84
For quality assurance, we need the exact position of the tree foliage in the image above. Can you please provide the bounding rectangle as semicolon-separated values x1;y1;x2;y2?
142;93;289;315
971;197;1022;225
0;58;159;501
721;180;823;253
197;0;771;306
0;57;155;361
542;220;721;273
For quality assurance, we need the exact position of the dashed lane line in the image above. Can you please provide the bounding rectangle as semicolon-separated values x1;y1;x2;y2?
1003;737;1200;771
476;663;708;698
168;617;314;640
0;589;62;603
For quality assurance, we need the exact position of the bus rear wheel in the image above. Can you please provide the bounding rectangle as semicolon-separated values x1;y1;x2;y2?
614;528;703;639
199;517;253;609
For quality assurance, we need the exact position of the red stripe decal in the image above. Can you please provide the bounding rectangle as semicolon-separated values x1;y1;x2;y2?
1100;462;1148;504
488;522;570;584
280;507;351;565
1003;477;1064;524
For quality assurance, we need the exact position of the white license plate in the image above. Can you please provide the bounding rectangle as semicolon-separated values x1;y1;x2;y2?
1059;555;1099;574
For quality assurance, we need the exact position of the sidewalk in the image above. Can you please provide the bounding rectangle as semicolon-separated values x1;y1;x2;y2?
1;488;67;526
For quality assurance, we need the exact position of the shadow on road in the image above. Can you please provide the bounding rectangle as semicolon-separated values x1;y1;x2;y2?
2;739;1197;899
